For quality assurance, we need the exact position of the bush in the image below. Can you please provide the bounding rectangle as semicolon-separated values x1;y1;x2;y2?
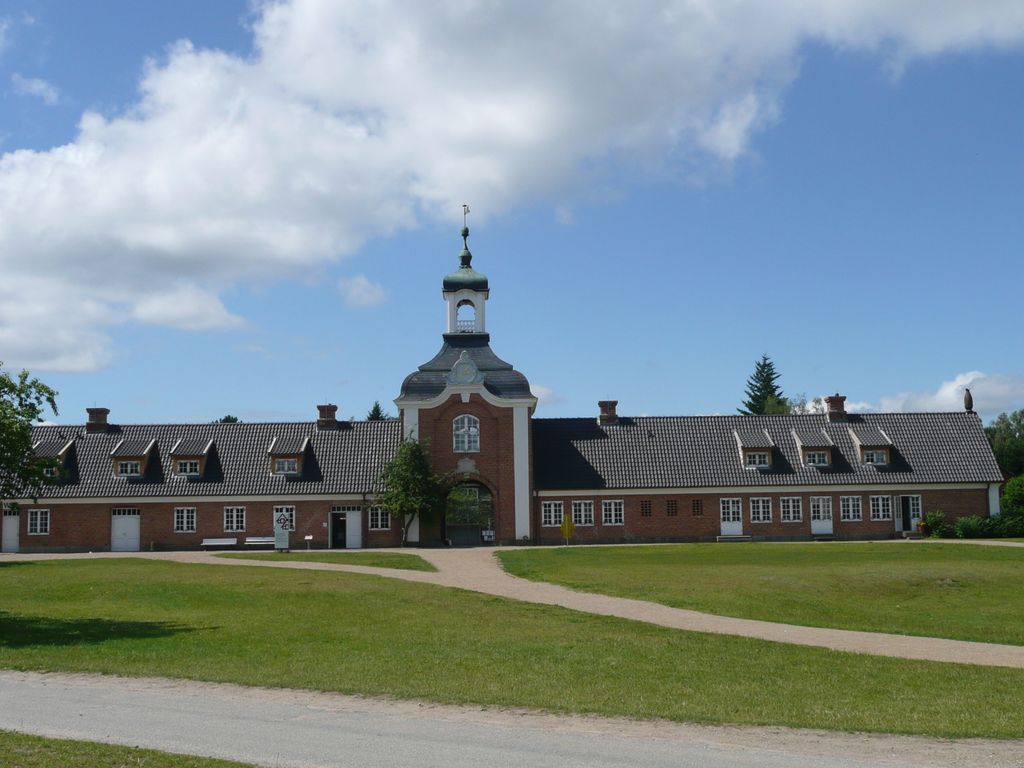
922;510;954;538
955;515;994;539
1001;475;1024;517
994;514;1024;538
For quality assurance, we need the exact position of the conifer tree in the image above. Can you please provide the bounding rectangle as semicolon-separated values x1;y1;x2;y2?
739;355;787;415
366;401;386;420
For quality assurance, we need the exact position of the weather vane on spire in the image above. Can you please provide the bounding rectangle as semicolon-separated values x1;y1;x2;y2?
462;204;470;228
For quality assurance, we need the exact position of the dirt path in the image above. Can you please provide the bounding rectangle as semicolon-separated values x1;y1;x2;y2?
4;669;1024;768
5;543;1024;669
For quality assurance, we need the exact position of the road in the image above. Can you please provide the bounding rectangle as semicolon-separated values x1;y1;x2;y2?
2;671;1020;768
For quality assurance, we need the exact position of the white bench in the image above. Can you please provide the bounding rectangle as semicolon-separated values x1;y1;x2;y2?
244;536;276;547
201;537;237;549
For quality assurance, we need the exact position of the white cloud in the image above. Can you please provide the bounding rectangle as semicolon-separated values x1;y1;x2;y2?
843;371;1024;418
532;385;565;407
338;274;388;308
0;19;9;54
11;73;59;105
1;1;1023;370
131;284;244;330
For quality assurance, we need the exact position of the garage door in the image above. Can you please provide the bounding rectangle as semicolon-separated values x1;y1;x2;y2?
111;508;140;552
2;510;19;553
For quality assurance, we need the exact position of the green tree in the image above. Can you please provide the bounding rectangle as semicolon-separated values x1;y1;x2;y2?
1;363;59;509
739;355;786;415
217;415;240;423
376;439;453;545
985;410;1024;479
366;401;387;421
1001;475;1024;518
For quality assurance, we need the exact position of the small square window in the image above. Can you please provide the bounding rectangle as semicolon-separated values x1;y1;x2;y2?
780;497;802;522
602;500;624;526
174;507;196;533
750;497;772;523
864;450;888;466
666;500;678;517
42;466;57;479
177;460;200;476
640;500;652;517
274;458;299;474
224;506;246;532
541;501;564;527
571;501;594;526
369;507;390;530
745;451;769;467
806;451;829;467
28;509;50;535
118;461;141;477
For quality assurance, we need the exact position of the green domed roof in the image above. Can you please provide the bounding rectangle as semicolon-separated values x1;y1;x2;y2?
443;227;488;292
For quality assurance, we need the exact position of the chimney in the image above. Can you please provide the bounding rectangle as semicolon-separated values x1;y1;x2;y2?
317;403;339;430
598;400;619;426
85;407;110;434
824;393;847;422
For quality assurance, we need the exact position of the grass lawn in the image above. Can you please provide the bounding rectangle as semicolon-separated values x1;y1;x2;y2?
0;729;253;767
498;543;1024;645
216;551;436;571
1;560;1024;739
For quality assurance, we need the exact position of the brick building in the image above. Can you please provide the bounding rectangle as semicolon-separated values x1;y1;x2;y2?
3;228;1004;553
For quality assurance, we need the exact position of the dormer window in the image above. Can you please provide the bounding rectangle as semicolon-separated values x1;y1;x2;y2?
864;449;888;466
453;415;480;453
42;466;57;478
274;458;299;475
805;450;829;467
118;461;141;477
745;451;770;468
177;460;200;476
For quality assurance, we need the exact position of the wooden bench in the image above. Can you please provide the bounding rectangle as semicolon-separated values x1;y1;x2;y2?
200;537;237;550
244;536;276;547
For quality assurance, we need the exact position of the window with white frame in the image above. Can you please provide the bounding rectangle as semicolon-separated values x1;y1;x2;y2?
572;500;594;526
863;450;888;465
368;507;390;530
177;460;200;476
224;506;246;532
453;414;480;453
273;505;296;531
750;497;772;523
870;495;893;520
745;451;769;467
720;498;742;522
810;496;832;521
28;509;50;535
805;451;829;467
602;500;624;526
174;507;196;533
541;501;564;527
780;497;802;522
118;461;141;477
840;496;863;522
274;458;298;474
42;465;57;478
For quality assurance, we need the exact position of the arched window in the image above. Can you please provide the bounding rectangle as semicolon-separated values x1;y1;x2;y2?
453;414;480;453
456;300;476;332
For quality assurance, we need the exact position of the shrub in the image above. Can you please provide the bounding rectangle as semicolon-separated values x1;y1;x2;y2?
923;510;953;538
1002;475;1024;518
994;514;1024;538
955;515;993;539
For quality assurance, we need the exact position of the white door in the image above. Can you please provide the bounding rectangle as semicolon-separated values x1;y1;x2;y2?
2;510;19;553
720;499;743;536
811;497;833;535
345;509;362;549
111;509;140;552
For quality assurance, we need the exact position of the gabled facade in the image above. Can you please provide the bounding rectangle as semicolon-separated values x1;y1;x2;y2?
2;228;1004;554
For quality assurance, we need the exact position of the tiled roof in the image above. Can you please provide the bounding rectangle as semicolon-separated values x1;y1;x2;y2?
400;334;532;401
734;429;773;448
32;439;72;458
849;424;891;446
791;427;832;448
110;438;155;457
533;412;1003;490
268;436;309;455
30;420;401;499
170;438;212;456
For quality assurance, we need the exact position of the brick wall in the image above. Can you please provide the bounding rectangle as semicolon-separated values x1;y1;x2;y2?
416;393;518;542
534;487;991;543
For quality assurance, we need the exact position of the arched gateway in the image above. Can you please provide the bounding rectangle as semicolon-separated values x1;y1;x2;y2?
394;226;537;545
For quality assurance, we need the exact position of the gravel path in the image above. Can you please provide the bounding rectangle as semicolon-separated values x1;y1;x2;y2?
5;541;1024;669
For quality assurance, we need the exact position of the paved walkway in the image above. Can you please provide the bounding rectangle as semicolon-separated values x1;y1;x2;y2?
5;541;1024;669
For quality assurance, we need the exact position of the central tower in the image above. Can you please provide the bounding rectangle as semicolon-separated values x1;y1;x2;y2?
395;226;536;545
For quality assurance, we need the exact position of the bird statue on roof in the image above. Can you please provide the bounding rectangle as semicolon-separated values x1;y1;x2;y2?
964;388;974;413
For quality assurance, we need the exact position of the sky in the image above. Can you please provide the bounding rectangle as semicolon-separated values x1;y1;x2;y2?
0;0;1022;425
